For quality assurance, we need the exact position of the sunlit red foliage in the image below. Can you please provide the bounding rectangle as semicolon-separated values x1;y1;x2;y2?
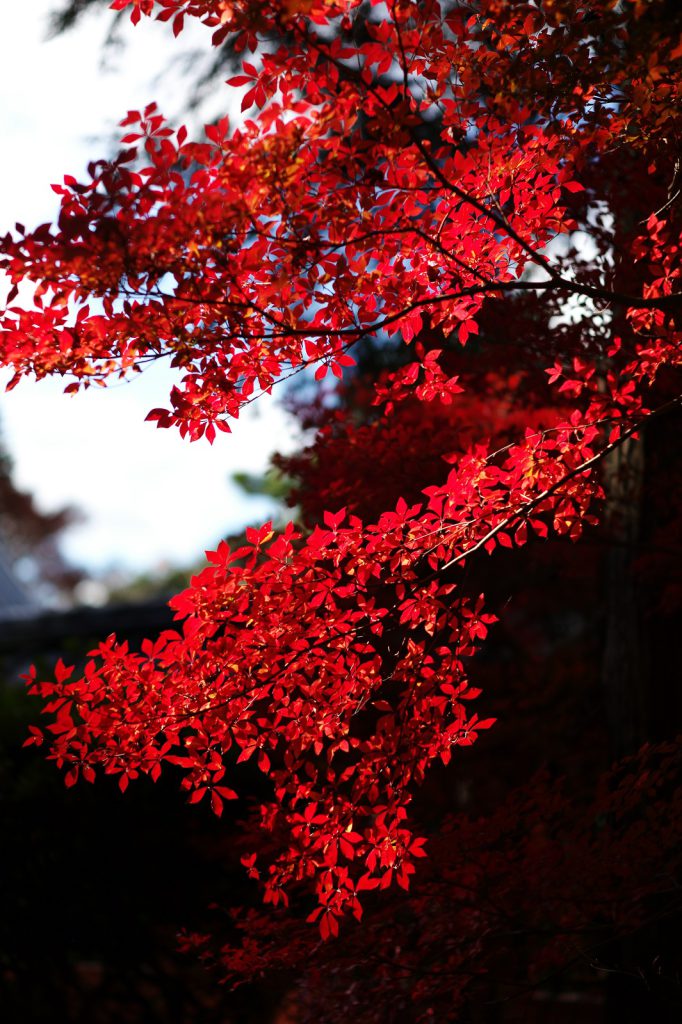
4;0;682;1009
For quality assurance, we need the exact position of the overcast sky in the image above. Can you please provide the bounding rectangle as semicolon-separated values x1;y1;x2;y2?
0;2;298;578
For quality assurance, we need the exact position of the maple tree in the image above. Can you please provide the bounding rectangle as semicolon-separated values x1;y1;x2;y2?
3;0;682;1016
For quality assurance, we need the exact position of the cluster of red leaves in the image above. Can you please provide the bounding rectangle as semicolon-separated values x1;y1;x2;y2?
181;740;682;1021
6;0;682;943
1;0;615;439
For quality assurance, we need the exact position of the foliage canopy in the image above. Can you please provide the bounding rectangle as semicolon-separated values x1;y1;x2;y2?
4;0;682;1016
